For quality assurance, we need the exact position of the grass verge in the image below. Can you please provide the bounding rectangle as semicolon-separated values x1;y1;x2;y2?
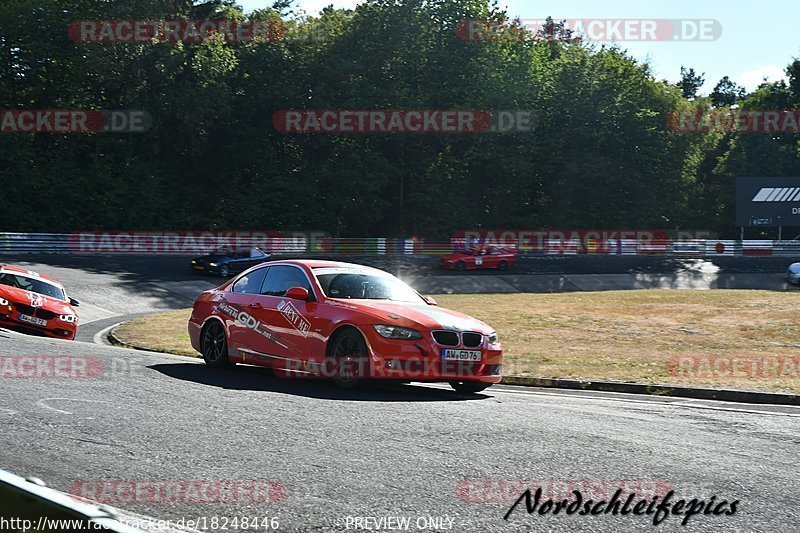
112;290;800;394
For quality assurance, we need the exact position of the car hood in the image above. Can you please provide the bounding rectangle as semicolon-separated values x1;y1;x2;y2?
341;300;493;333
0;285;73;314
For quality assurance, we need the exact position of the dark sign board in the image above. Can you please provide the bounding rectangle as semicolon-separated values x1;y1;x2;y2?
736;177;800;227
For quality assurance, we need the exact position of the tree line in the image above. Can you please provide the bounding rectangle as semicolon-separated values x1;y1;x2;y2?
1;0;799;238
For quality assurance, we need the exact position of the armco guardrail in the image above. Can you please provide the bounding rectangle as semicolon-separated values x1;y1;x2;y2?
1;232;800;256
0;468;146;532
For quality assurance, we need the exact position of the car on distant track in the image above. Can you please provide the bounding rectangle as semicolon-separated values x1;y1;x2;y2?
0;265;79;340
188;260;503;392
787;263;800;284
190;247;271;277
439;246;516;271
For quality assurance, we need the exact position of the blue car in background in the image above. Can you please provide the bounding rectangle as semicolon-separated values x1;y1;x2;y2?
191;247;271;277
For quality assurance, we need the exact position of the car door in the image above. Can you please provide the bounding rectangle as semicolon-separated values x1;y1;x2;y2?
218;266;269;352
229;250;252;273
484;248;502;268
472;250;487;269
246;265;317;369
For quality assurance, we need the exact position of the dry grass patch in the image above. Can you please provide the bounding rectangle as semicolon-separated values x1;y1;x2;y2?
113;309;196;357
436;290;800;394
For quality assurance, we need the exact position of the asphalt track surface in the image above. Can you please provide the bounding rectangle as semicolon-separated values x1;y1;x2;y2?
1;254;800;532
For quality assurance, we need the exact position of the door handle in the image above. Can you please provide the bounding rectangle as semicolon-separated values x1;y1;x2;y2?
247;302;263;310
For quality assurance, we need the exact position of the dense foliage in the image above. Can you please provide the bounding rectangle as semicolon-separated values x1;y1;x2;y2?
1;0;799;237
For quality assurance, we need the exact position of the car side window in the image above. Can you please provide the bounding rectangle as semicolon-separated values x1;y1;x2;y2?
231;267;269;294
260;266;311;297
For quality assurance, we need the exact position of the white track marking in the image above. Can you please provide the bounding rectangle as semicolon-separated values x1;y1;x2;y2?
92;323;121;346
36;398;109;415
416;382;800;417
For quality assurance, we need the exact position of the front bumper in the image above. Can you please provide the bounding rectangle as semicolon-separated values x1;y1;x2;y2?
0;309;76;340
192;263;219;274
361;333;503;383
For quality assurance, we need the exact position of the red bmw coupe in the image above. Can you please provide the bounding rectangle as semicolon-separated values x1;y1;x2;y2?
0;265;80;340
188;260;503;392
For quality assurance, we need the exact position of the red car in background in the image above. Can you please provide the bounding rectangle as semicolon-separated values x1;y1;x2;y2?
188;260;503;392
0;265;80;340
439;246;516;271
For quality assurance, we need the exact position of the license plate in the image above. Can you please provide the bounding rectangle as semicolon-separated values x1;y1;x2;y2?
441;349;482;362
474;258;483;266
18;313;47;326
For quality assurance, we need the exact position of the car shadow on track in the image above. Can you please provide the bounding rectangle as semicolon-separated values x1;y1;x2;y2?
149;363;491;402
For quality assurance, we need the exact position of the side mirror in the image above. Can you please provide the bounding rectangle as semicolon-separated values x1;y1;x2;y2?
69;297;80;307
286;286;310;301
422;295;437;306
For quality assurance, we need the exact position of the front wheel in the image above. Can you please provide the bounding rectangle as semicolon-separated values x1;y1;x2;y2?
201;321;231;368
330;329;370;389
455;261;466;271
449;381;492;393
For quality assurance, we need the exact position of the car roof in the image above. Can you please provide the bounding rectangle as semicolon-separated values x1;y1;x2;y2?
269;259;386;273
0;264;64;287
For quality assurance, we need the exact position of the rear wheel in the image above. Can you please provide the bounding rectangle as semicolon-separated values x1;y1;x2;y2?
201;321;231;368
330;329;369;389
498;260;508;271
455;261;466;271
449;381;491;393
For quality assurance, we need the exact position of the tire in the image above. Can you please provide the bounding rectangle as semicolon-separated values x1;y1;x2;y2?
455;261;466;271
219;264;230;277
498;260;508;271
449;381;492;393
329;329;370;389
201;321;231;368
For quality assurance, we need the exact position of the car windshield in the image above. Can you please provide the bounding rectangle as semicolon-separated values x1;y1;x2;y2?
314;269;424;303
0;273;67;301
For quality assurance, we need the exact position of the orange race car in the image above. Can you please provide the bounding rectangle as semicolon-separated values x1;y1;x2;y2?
189;260;503;392
0;265;80;340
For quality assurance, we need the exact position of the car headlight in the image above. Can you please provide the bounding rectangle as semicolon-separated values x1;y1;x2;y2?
58;314;77;323
373;325;422;340
0;297;8;306
488;331;500;346
209;263;218;267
